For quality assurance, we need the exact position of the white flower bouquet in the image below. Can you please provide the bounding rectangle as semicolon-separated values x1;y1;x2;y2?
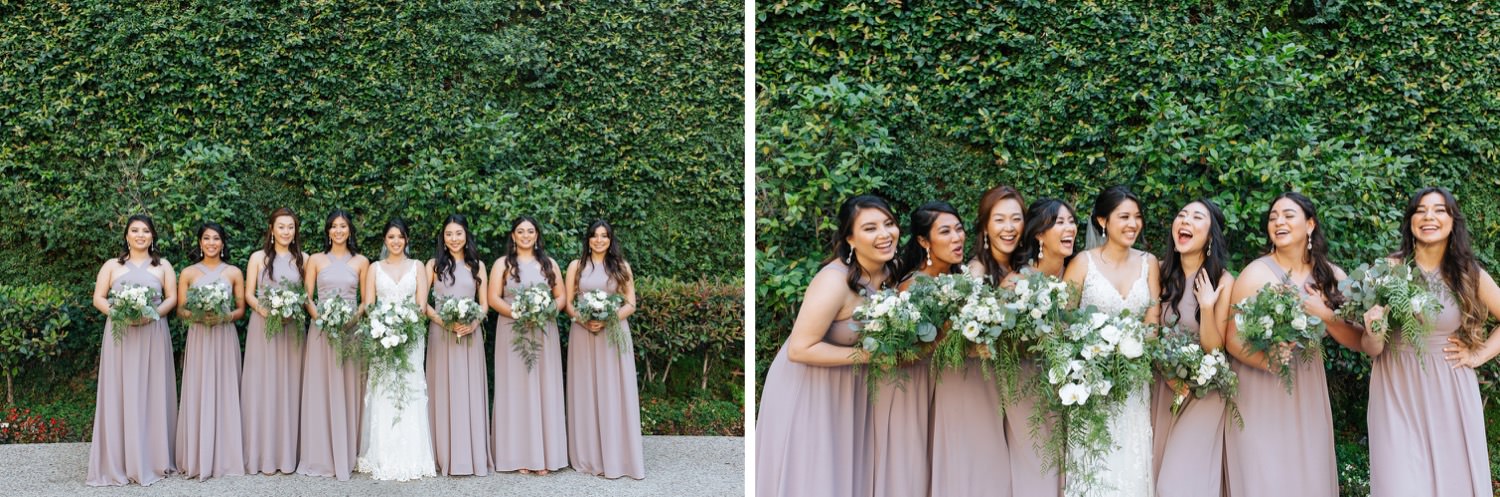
359;298;425;406
184;281;232;325
107;283;159;342
314;295;359;362
1233;283;1324;393
575;289;627;351
1337;261;1443;355
256;280;307;340
1147;329;1240;425
510;283;556;371
437;295;485;344
852;287;925;395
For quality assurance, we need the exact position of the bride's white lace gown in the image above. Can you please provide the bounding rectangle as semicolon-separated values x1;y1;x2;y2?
356;259;437;481
1068;251;1153;497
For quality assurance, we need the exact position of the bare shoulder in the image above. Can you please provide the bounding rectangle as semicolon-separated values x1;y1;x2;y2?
350;254;371;268
248;250;267;264
965;258;986;276
1329;262;1348;280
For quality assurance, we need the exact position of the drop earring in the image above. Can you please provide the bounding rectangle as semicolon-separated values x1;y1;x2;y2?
845;249;854;265
1039;241;1045;260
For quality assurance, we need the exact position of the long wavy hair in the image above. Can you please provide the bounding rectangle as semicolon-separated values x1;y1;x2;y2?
504;216;557;288
260;207;306;281
896;201;963;284
1263;192;1343;309
379;218;411;260
1160;199;1230;326
574;219;632;291
433;214;482;286
972;185;1026;287
188;222;230;265
1017;198;1077;269
116;214;163;266
1391;187;1487;346
822;195;901;292
323;209;359;257
1088;185;1145;251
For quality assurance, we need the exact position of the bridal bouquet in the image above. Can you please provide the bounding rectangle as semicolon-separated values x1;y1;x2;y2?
575;289;627;351
257;280;307;340
1148;330;1240;425
1034;307;1154;484
183;281;232;325
510;283;556;371
1233;283;1324;393
107;283;159;342
1008;269;1077;344
359;298;425;404
437;295;485;344
1338;261;1442;355
852;287;926;395
314;295;359;362
910;271;984;372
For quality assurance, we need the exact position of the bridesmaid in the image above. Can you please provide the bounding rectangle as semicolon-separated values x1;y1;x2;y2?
243;207;309;475
564;219;645;479
489;216;569;475
756;194;892;497
1000;197;1076;497
297;209;369;480
87;214;179;486
1151;199;1235;497
1223;192;1363;497
175;222;247;480
1363;187;1495;496
881;201;964;496
930;186;1026;497
425;214;493;476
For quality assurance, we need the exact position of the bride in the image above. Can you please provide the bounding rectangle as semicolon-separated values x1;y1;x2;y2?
356;219;437;481
1062;186;1158;496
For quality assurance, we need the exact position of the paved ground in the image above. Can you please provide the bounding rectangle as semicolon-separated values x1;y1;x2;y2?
0;436;744;496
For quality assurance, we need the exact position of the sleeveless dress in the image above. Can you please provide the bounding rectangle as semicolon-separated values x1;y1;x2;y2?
242;252;306;475
1150;280;1228;496
566;262;645;479
297;253;365;480
930;360;1011;497
867;276;932;497
756;261;872;497
427;261;493;476
1224;256;1337;496
1367;269;1491;496
356;259;438;481
176;262;245;480
1067;251;1153;497
87;259;178;486
492;258;569;472
1009;267;1063;497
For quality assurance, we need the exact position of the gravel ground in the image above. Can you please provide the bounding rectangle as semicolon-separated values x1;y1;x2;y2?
0;436;744;496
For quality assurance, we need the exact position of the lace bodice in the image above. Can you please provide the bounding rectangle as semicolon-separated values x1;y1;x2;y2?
1081;250;1152;317
374;260;418;303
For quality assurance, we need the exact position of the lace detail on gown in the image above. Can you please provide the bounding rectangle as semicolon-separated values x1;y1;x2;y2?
1067;251;1154;497
356;260;437;481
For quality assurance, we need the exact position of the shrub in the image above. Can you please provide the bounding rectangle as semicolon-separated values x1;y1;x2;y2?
631;277;745;401
640;396;744;436
0;407;70;445
0;285;73;406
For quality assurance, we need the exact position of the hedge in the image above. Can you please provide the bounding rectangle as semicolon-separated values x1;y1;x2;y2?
757;1;1499;493
0;0;743;284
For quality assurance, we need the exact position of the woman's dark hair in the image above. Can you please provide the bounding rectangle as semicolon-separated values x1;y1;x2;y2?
260;207;306;280
1263;192;1344;309
1089;185;1144;248
1392;187;1486;346
822;195;901;292
380;218;411;259
1160;199;1230;326
574;219;632;291
188;222;230;264
504;216;557;287
434;214;482;285
896;201;963;283
117;214;163;266
972;185;1027;287
323;209;359;256
1017;198;1077;268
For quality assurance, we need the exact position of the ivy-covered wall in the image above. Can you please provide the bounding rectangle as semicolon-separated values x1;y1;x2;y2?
757;1;1499;491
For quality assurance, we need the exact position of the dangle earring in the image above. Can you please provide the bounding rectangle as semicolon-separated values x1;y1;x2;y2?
1039;241;1045;260
845;249;854;265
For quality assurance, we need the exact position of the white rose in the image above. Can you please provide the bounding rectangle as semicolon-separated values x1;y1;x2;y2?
1291;315;1308;331
1118;336;1145;358
1099;324;1122;344
1259;315;1275;332
1090;313;1110;330
1014;279;1031;297
962;322;982;340
1036;293;1052;309
1030;308;1045;320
